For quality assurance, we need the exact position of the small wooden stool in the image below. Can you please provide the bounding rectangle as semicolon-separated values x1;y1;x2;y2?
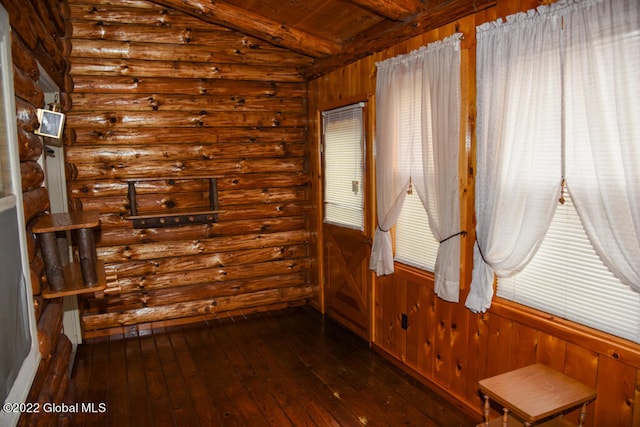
477;363;597;426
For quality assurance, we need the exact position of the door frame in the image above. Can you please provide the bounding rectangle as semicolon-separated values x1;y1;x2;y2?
38;65;83;366
316;93;376;341
0;6;41;425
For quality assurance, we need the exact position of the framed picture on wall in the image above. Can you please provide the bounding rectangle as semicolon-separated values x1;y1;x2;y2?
35;108;65;139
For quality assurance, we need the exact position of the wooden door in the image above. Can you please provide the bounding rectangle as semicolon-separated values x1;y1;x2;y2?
321;102;372;340
324;223;371;338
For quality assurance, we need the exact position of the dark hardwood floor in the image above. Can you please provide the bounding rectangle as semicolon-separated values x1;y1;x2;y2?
69;306;478;426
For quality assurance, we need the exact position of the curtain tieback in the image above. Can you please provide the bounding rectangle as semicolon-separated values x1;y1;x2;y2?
474;236;490;266
439;230;466;244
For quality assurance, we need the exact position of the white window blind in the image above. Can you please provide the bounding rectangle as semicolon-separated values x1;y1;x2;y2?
499;190;640;343
390;63;439;272
395;191;439;271
322;103;365;230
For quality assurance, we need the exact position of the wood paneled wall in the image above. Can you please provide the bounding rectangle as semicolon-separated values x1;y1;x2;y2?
0;0;76;425
308;0;640;425
66;0;313;336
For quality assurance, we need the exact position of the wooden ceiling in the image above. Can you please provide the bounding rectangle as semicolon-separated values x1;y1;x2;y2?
149;0;496;79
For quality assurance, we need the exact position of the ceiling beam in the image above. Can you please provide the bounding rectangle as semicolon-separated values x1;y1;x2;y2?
304;0;497;80
346;0;423;21
149;0;342;58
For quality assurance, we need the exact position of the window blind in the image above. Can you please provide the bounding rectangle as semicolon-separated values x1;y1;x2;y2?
395;191;438;271
499;190;640;343
322;103;365;230
390;61;439;272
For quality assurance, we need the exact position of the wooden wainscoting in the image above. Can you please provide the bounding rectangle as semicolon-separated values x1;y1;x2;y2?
374;263;640;427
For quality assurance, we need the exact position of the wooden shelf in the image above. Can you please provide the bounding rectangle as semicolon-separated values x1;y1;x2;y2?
124;176;221;228
33;211;106;299
33;211;99;233
125;208;222;220
42;261;107;299
123;175;223;182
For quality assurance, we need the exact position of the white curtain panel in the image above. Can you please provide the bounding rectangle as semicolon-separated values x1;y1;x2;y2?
371;34;462;302
414;37;462;302
466;0;640;313
466;7;564;313
563;0;640;291
370;55;412;276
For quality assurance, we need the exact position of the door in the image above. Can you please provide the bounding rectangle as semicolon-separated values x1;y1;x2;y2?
38;68;83;352
321;102;373;340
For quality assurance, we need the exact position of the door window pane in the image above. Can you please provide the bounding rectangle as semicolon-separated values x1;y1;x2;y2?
322;103;365;230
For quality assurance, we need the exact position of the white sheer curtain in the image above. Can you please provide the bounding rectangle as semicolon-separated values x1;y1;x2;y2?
564;0;640;291
466;0;640;313
370;34;462;302
465;7;564;313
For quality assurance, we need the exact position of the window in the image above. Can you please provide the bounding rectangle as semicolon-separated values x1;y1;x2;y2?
499;189;640;342
391;64;440;272
0;5;40;425
372;35;462;302
470;0;640;342
322;103;365;230
395;191;439;271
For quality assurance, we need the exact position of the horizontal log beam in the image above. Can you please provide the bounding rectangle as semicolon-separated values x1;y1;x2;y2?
68;2;232;32
22;187;50;223
112;258;312;293
70;58;305;82
37;299;64;358
95;216;307;245
10;32;40;84
68;173;309;198
13;65;44;107
65;110;305;128
148;0;341;58
72;21;297;51
97;229;309;262
66;142;306;164
69;127;305;146
20;160;44;192
84;273;307;314
74;188;307;215
71;76;305;96
67;157;306;180
70;39;313;68
17;127;44;162
347;0;423;21
81;285;313;330
70;93;305;113
109;244;308;278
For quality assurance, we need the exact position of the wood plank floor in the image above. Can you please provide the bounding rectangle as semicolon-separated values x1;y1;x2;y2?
69;306;479;426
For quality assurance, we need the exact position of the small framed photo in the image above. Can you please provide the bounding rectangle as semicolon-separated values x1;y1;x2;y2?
35;108;65;139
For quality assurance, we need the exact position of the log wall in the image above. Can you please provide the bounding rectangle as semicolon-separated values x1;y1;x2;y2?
0;0;76;425
66;0;314;336
307;0;640;425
